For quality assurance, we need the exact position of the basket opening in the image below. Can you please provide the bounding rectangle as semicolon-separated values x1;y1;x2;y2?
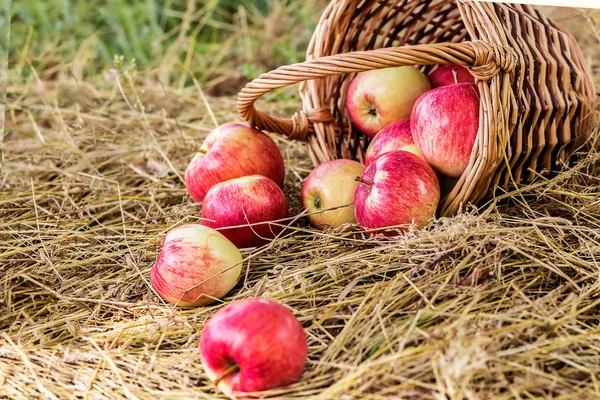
325;0;469;162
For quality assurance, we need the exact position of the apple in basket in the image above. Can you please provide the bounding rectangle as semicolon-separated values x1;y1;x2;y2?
150;224;242;307
199;298;307;399
302;159;366;230
201;175;289;248
427;64;475;88
411;82;480;178
346;66;431;138
364;119;422;167
354;150;440;232
185;122;285;202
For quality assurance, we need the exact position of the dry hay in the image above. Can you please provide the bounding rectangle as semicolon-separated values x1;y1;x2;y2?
2;6;600;400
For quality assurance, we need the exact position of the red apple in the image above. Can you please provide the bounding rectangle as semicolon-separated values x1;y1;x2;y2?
201;175;289;248
346;66;431;138
411;83;480;178
199;298;307;399
428;64;475;88
354;151;440;232
364;119;422;167
150;224;242;308
185;122;285;202
301;159;366;230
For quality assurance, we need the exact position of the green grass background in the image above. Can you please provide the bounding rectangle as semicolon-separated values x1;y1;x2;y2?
9;0;326;83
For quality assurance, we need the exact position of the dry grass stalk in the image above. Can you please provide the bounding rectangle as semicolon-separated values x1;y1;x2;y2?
1;4;600;400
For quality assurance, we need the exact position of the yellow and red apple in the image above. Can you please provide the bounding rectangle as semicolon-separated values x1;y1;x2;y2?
302;159;366;230
346;66;431;138
150;224;242;308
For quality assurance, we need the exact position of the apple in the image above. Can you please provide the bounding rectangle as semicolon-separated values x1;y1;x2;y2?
185;122;285;202
302;159;366;230
201;175;289;248
354;151;440;232
411;82;480;178
428;64;475;88
364;119;422;167
199;298;307;399
150;224;242;308
346;66;431;138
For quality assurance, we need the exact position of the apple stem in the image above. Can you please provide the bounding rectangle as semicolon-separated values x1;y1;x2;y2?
213;364;240;386
368;104;377;116
354;176;373;187
453;68;460;85
198;148;208;154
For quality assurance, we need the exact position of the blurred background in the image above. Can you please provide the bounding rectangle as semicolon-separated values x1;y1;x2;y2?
7;1;598;97
9;0;329;96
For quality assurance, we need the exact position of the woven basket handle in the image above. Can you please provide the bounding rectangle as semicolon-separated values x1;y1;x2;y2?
237;40;517;141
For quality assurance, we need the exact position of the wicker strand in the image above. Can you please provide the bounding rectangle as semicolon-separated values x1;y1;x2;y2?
289;108;335;141
470;41;518;80
291;111;311;141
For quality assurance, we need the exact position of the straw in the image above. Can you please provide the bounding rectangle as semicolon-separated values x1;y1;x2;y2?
1;3;599;399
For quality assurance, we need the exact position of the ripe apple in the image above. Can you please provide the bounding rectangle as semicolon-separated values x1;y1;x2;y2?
411;83;480;178
185;122;285;202
364;119;422;167
428;64;475;88
302;159;366;230
150;224;242;308
199;298;307;399
354;151;440;232
201;175;289;248
346;66;431;138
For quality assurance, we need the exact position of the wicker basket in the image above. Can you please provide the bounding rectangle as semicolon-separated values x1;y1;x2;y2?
237;0;596;216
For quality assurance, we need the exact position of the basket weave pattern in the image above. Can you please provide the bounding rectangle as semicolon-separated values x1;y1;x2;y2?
237;0;596;216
